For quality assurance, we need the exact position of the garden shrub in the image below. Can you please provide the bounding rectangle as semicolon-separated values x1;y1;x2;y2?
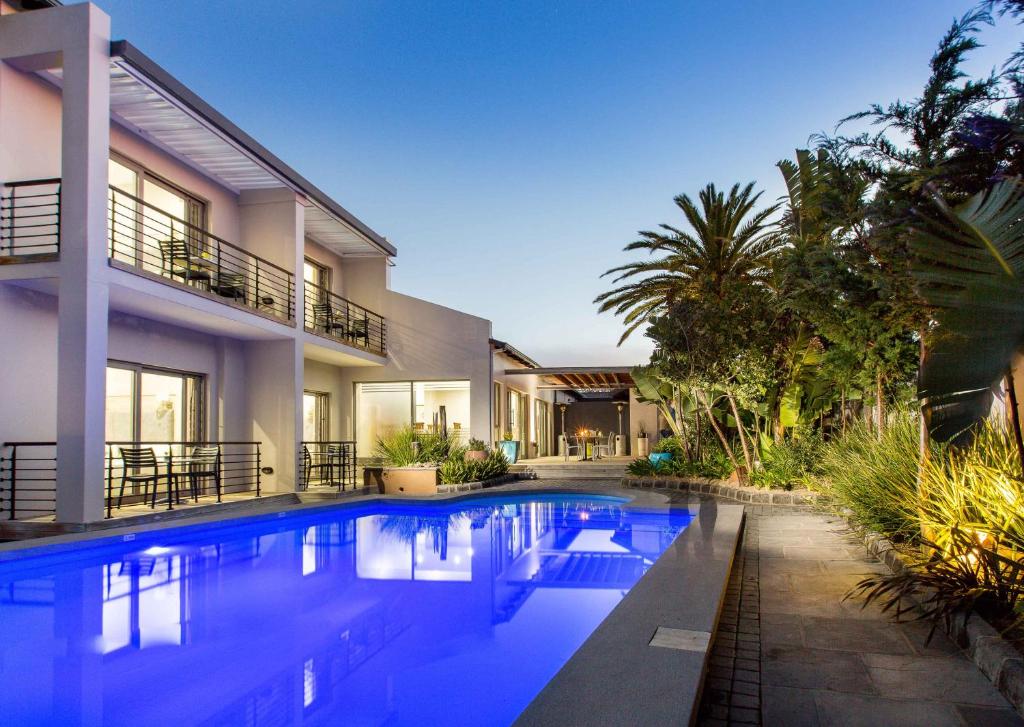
750;432;824;490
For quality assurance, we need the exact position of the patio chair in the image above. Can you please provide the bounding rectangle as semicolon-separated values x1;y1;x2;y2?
211;271;247;303
350;317;369;347
593;432;615;459
326;443;353;490
312;303;346;338
563;435;582;461
158;240;212;289
183;445;221;502
117;446;163;509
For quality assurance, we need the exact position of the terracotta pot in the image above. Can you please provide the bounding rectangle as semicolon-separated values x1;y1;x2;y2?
382;466;440;495
465;450;487;462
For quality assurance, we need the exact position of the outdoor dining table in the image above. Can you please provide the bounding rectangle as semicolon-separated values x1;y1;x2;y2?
574;433;607;461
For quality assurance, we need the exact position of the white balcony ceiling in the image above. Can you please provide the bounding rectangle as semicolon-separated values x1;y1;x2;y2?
44;60;388;257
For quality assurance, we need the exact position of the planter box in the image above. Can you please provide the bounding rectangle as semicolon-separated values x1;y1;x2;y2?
382;466;440;495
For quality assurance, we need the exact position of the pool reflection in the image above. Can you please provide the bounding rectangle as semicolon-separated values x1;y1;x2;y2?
0;498;691;726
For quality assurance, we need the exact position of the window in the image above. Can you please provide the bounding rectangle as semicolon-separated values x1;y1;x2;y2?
354;381;471;457
303;390;331;442
106;363;205;453
304;257;331;305
493;382;502;442
506;389;528;444
108;156;207;270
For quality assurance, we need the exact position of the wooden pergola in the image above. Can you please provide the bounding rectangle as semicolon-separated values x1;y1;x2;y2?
503;367;634;392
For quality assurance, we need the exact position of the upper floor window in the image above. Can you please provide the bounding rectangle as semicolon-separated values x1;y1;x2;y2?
304;257;331;292
108;156;208;267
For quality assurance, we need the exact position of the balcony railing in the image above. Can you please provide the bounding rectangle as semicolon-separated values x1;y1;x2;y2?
299;441;357;491
0;179;61;259
108;187;295;322
105;441;262;517
0;441;266;521
304;283;386;356
0;442;57;521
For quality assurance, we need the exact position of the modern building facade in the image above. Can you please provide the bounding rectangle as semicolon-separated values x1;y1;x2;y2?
0;0;655;528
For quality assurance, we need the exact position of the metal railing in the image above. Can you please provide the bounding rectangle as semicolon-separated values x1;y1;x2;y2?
0;442;57;520
105;441;262;518
0;179;61;258
299;441;357;491
303;283;386;356
108;187;295;322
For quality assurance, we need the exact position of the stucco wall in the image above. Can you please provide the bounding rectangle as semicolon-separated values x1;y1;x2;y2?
0;61;62;182
0;284;58;443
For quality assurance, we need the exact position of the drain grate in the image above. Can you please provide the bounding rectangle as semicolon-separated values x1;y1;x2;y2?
649;627;711;652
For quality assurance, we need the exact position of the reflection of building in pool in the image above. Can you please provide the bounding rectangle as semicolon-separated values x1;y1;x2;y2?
0;503;687;724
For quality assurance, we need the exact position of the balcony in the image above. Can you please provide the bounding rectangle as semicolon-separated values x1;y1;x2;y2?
0;441;265;522
0;179;61;261
304;283;386;357
108;187;295;323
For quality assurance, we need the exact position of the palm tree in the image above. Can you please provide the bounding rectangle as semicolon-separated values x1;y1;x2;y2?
595;182;780;343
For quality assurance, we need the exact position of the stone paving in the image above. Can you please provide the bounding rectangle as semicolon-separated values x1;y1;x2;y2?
703;505;1023;727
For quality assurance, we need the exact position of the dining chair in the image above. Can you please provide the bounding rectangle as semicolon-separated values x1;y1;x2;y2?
312;303;346;338
158;240;212;290
593;432;615;459
183;445;221;502
563;435;582;461
117;446;162;509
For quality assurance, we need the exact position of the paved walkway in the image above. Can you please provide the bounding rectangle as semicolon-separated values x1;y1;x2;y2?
698;506;1023;726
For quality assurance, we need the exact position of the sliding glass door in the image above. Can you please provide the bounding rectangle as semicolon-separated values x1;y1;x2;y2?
303;390;331;442
106;363;205;457
355;381;471;457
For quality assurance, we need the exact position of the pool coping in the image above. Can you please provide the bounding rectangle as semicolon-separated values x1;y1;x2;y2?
0;483;686;563
514;497;745;727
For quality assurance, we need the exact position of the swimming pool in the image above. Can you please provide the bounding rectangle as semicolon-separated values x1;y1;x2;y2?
0;494;693;726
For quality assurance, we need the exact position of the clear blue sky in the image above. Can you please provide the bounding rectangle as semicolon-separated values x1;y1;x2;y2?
87;0;1021;366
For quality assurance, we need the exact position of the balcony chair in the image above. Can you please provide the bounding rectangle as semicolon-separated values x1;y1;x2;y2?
312;303;346;338
158;240;212;290
116;446;164;509
303;444;346;489
593;432;615;459
563;435;582;462
211;272;247;303
182;445;221;502
350;317;370;347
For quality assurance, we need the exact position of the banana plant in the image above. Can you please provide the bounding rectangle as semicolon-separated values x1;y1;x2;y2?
909;177;1024;443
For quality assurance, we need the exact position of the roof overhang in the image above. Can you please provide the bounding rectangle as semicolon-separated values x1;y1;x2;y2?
503;366;634;392
37;39;396;258
490;338;540;369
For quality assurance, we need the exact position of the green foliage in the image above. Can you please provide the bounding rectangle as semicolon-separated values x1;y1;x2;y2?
467;437;487;451
848;527;1024;640
438;448;510;485
815;413;924;542
374;427;455;467
652;436;685;457
750;433;824;490
625;443;734;480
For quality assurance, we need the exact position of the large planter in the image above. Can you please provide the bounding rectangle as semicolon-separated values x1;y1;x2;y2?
465;449;487;462
649;452;672;466
382;466;439;495
498;440;520;464
636;437;650;457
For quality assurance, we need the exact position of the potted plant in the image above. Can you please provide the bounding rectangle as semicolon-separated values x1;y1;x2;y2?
376;427;441;495
465;437;488;462
498;432;520;464
636;424;649;457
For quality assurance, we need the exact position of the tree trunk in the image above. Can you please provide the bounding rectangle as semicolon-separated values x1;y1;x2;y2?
1005;366;1024;480
875;371;886;440
917;335;931;544
727;394;754;477
696;390;740;472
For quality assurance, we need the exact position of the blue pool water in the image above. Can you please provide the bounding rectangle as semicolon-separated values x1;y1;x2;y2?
0;495;692;726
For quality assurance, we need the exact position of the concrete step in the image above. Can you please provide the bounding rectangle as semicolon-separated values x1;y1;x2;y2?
510;463;627;480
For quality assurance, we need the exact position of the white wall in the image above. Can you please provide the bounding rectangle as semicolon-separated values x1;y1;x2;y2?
0;59;62;182
0;285;58;443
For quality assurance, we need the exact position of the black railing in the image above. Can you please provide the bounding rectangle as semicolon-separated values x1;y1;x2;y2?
105;441;262;518
299;441;358;491
0;179;61;259
0;442;57;520
108;187;295;322
304;284;386;356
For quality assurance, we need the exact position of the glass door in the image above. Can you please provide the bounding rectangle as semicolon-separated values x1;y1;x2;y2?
534;399;550;457
303;391;330;442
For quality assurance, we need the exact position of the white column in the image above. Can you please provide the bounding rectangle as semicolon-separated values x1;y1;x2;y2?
55;4;111;523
